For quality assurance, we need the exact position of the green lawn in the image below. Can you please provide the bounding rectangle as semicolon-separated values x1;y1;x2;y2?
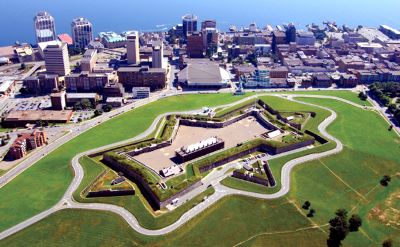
2;91;396;246
271;90;372;106
1;197;321;247
0;93;250;232
75;156;217;230
285;97;400;246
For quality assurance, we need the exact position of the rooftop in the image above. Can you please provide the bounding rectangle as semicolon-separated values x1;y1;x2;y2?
4;110;73;122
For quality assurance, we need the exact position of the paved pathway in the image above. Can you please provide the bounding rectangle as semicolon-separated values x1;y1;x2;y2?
0;93;364;239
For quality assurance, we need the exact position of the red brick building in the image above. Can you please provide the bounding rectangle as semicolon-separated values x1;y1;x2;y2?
187;32;204;58
8;130;47;160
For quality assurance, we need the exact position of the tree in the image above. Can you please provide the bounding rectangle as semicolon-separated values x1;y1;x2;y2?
358;92;367;101
380;175;391;186
73;102;82;111
80;99;92;109
102;104;112;112
387;104;397;114
302;201;311;210
307;208;316;217
20;63;26;70
93;109;103;117
19;87;29;95
327;209;349;247
349;214;362;232
382;239;393;247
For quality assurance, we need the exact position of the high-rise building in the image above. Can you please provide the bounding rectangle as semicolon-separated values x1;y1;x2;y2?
152;43;163;68
44;42;70;76
201;20;216;30
126;31;140;64
34;12;57;43
182;14;198;39
285;23;297;43
71;17;93;49
202;28;219;52
187;32;204;58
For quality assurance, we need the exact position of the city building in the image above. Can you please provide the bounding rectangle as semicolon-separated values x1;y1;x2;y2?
240;66;272;88
105;97;123;107
34;11;56;43
126;31;140;65
23;74;59;95
14;44;35;63
202;27;219;53
117;66;166;91
269;66;289;78
98;31;126;48
2;110;73;127
66;93;99;107
187;32;204;58
233;33;267;45
65;72;109;93
379;25;400;40
272;31;287;51
71;17;93;49
57;33;73;45
43;42;70;76
37;40;62;58
81;49;98;72
177;59;230;88
296;31;316;46
182;14;198;39
50;90;66;110
312;73;332;87
152;43;163;68
0;80;15;96
103;81;125;100
285;23;297;43
132;87;150;99
201;20;217;30
8;130;47;160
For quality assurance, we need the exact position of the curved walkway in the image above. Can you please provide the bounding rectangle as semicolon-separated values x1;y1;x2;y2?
0;94;352;239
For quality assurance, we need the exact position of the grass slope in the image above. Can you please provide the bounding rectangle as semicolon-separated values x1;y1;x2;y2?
0;94;250;232
2;92;393;246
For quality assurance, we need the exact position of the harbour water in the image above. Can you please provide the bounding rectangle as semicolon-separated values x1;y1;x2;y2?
1;0;399;45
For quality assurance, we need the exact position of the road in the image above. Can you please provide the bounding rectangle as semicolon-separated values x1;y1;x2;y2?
0;93;353;239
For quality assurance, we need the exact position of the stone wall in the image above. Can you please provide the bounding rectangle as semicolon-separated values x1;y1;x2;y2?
103;154;202;210
232;171;269;186
159;180;203;208
87;189;135;198
126;141;170;157
305;130;328;144
263;161;276;187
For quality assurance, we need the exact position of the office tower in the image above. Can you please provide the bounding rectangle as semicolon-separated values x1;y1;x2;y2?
44;42;70;76
71;17;93;49
34;11;56;43
201;20;217;30
182;14;198;39
285;23;297;43
126;31;140;64
187;32;204;58
152;43;163;68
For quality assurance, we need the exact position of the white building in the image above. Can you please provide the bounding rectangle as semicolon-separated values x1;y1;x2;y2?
178;59;230;87
71;17;93;49
34;12;56;43
132;87;150;99
296;31;316;46
43;42;70;76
